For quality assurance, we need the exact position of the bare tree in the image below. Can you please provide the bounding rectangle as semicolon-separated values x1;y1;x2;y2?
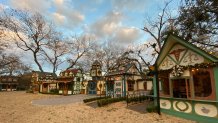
142;0;174;52
102;43;124;72
0;54;31;75
41;32;70;74
66;35;94;70
0;54;17;70
122;0;176;74
0;9;53;72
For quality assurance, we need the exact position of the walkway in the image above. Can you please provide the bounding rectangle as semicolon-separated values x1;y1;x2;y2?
32;94;97;106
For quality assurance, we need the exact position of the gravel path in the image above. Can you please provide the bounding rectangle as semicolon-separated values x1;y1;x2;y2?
32;94;97;105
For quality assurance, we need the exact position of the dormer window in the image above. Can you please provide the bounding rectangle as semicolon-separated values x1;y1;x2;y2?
119;66;125;71
59;72;62;76
69;72;73;76
65;72;68;76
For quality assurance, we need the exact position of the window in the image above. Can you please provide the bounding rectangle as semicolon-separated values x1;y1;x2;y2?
43;83;48;88
58;83;64;90
65;72;68;76
69;72;73;76
107;81;114;91
143;82;147;91
127;81;134;91
193;69;212;97
172;79;190;98
67;83;73;89
159;70;170;96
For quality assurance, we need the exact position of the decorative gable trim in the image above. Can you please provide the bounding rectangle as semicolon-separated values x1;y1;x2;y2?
156;34;218;70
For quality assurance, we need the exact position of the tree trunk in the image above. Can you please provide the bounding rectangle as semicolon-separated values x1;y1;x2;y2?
33;52;44;72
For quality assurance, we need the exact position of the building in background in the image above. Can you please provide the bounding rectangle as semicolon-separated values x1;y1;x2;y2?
0;76;20;91
58;69;83;95
105;61;149;97
88;60;105;96
31;71;57;93
81;73;92;94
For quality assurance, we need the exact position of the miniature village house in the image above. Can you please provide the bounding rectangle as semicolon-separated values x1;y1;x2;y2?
58;69;83;95
153;34;218;122
88;60;105;95
31;71;57;93
105;60;151;97
0;76;20;91
32;69;83;95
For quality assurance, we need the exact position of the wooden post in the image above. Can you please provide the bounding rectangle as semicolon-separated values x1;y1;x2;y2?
186;79;188;98
155;64;161;115
126;94;128;107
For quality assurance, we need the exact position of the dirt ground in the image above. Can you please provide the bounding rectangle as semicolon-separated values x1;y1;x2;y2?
0;91;196;123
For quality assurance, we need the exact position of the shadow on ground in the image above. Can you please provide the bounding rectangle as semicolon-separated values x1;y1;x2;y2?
86;101;98;108
126;102;149;114
85;100;150;113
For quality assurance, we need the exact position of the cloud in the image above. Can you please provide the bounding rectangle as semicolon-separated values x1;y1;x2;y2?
111;0;152;12
112;27;142;44
89;11;122;38
86;11;142;47
9;0;84;29
52;0;85;28
9;0;52;13
0;4;9;12
52;12;66;25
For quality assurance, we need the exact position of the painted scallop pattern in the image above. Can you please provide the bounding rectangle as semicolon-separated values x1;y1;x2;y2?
173;101;192;113
160;99;171;109
195;103;217;117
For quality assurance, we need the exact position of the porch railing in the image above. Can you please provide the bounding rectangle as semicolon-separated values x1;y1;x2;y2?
126;90;154;107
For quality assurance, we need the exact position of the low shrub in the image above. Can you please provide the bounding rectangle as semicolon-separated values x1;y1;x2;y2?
126;95;148;103
146;103;157;113
26;89;33;93
97;97;126;107
83;96;111;103
41;91;61;95
50;89;59;94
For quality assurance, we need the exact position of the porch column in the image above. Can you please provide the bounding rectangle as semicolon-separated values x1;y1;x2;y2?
123;75;126;97
154;64;160;115
105;81;108;96
214;67;218;100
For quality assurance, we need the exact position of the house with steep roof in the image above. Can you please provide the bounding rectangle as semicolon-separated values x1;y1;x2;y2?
58;69;83;95
88;60;105;95
105;61;151;97
153;34;218;122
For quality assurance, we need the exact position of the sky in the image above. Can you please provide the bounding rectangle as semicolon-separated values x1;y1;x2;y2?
0;0;180;72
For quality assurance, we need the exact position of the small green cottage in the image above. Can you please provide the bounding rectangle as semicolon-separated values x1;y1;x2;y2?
105;61;148;97
153;34;218;122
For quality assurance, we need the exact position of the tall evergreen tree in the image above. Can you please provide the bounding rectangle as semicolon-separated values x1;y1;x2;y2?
176;0;218;54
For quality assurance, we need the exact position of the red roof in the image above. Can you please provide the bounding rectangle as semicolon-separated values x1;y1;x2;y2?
63;69;79;73
60;69;81;76
56;77;74;82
